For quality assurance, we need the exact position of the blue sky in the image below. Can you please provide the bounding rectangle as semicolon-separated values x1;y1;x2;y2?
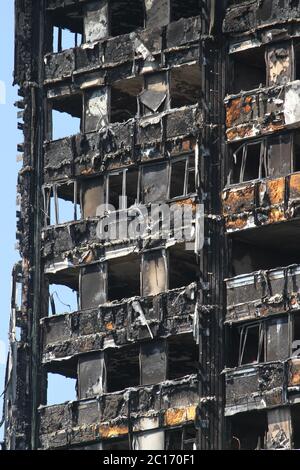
0;2;77;444
0;1;20;441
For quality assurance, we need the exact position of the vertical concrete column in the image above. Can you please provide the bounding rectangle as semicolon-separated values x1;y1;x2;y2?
144;0;170;29
84;1;109;43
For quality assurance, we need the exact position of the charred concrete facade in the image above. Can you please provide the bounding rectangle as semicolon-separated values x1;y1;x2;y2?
3;0;224;451
223;0;300;451
8;0;300;452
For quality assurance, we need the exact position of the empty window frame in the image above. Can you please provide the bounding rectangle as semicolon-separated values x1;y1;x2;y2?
109;0;144;37
165;425;197;450
52;26;83;52
230;412;267;450
230;47;266;94
169;155;196;199
167;334;198;380
141;162;169;204
229;134;293;184
230;140;266;184
111;77;143;123
107;254;141;301
141;154;196;204
48;283;79;316
168;244;199;289
48;94;83;140
47;7;84;53
44;182;80;226
238;323;265;366
170;64;201;108
140;340;167;386
106;344;140;392
47;373;77;405
106;168;139;211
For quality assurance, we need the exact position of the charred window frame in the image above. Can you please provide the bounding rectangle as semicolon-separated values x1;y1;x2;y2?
228;133;294;185
229;47;267;95
111;77;143;123
238;322;266;366
169;154;196;199
105;168;140;212
47;93;83;141
47;267;80;317
170;64;202;108
229;140;266;185
165;425;197;450
43;181;80;226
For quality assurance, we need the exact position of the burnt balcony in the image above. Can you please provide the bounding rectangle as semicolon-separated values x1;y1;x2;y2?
44;104;200;183
44;15;202;84
225;358;300;416
225;264;300;324
38;374;199;449
222;172;300;232
225;81;300;143
41;283;197;365
224;0;300;37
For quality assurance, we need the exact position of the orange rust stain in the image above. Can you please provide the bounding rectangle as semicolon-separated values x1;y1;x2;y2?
290;173;300;197
289;361;300;386
222;186;254;216
266;178;285;205
99;424;128;439
173;198;196;212
267;208;285;224
164;405;197;426
226;125;255;141
226;217;248;231
226;96;253;128
105;322;114;331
